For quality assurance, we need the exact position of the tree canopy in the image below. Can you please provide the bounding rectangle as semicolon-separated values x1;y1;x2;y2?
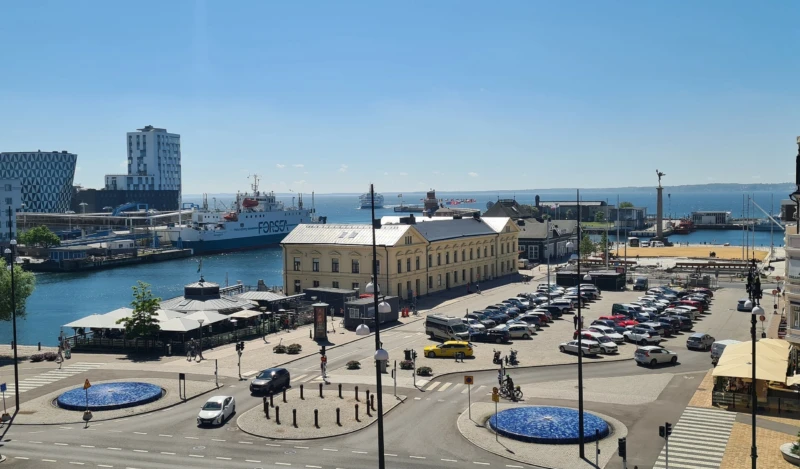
18;226;61;248
117;281;161;338
0;258;36;321
579;233;596;259
595;211;605;222
619;201;634;209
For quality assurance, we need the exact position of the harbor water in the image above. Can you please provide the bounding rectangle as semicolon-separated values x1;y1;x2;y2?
1;189;789;346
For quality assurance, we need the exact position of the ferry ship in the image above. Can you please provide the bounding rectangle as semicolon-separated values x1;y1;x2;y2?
158;176;326;254
359;192;384;209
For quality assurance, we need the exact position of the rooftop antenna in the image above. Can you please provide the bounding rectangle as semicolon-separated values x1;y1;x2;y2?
248;174;261;194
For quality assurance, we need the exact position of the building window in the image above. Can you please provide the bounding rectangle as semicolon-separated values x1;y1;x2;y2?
352;260;360;273
4;198;11;206
529;245;539;260
470;249;473;260
454;271;458;283
4;184;11;191
416;256;420;270
332;258;339;272
454;251;458;263
501;244;505;254
462;269;466;281
312;258;320;272
332;281;340;289
477;248;480;259
793;302;800;329
405;235;413;245
462;249;466;261
483;247;487;258
428;276;433;288
437;253;441;266
352;282;360;290
406;258;411;272
446;252;450;264
437;274;442;286
397;259;402;274
293;257;301;271
313;280;320;287
294;280;301;293
428;254;432;267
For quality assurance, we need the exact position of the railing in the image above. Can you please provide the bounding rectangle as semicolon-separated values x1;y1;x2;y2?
713;391;800;414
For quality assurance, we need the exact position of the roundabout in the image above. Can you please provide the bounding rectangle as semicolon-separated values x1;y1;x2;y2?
488;406;610;444
56;382;164;411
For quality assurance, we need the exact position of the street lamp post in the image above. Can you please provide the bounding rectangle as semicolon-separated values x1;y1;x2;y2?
360;183;389;469
5;208;19;410
744;258;764;469
565;189;590;459
197;319;205;361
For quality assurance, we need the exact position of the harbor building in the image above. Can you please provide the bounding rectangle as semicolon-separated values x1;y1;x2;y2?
691;211;732;225
537;199;610;222
281;214;520;301
516;219;577;264
0;179;22;244
105;125;182;192
609;206;648;230
0;151;77;213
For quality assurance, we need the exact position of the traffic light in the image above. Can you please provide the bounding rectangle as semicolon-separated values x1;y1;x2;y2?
411;350;417;360
617;437;626;459
240;341;245;351
659;425;665;438
665;422;672;437
320;346;326;356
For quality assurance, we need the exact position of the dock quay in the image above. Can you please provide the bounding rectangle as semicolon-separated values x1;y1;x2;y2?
22;247;193;273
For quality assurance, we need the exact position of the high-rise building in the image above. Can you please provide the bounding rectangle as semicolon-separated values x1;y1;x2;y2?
0;151;77;213
0;179;22;243
104;125;181;192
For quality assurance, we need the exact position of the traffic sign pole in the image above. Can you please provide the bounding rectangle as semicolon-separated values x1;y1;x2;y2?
464;375;474;420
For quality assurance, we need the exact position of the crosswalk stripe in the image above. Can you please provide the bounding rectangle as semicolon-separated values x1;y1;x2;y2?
425;382;441;391
290;374;308;382
659;453;723;463
654;407;735;469
451;383;464;393
475;385;486;393
438;383;452;392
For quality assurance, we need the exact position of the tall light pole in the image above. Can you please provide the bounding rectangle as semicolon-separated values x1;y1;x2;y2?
197;319;205;360
565;189;591;459
5;207;19;410
744;258;764;469
358;183;389;469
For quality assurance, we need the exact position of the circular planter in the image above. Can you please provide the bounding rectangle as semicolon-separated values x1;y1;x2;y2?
56;382;164;411
780;443;800;466
488;406;610;444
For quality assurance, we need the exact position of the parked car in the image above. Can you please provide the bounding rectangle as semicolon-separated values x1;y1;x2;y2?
666;314;693;331
643;321;673;338
424;341;474;358
711;339;741;365
623;327;661;345
573;331;618;354
468;329;511;344
495;323;536;339
675;299;705;313
587;325;625;343
516;314;543;329
529;311;552;325
686;333;715;351
559;340;602;356
537;305;564;319
197;395;236;426
634;346;678;367
668;306;701;320
467;311;497;328
591;319;628;334
250;368;290;395
550;298;576;310
599;315;638;327
462;318;486;331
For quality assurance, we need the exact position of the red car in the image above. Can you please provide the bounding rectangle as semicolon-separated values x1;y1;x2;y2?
599;315;638;327
689;287;713;298
677;300;705;313
573;330;597;340
531;312;551;324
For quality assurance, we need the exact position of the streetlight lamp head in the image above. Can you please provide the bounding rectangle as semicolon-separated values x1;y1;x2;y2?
355;323;370;336
583;273;592;281
9;239;16;246
3;248;10;255
378;300;391;314
744;299;753;310
791;190;800;203
374;348;389;362
566;241;575;250
365;281;377;294
198;319;205;326
751;304;765;315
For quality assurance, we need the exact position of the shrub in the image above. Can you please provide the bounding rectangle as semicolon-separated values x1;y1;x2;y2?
346;360;361;370
416;366;433;376
273;344;287;354
30;353;44;362
43;352;57;361
287;344;302;354
792;430;800;456
400;360;414;370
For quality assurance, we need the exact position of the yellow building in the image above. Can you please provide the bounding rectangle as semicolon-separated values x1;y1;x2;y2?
281;215;520;300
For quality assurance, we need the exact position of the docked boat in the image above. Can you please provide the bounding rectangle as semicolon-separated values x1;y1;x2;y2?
359;192;384;209
752;218;785;232
672;219;695;234
158;176;326;254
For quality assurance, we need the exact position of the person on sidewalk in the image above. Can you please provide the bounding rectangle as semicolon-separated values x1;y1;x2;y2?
477;283;481;294
573;315;579;330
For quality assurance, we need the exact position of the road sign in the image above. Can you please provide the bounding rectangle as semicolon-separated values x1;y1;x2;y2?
760;315;766;322
83;379;91;390
492;386;498;393
491;393;499;403
0;383;5;393
464;375;474;385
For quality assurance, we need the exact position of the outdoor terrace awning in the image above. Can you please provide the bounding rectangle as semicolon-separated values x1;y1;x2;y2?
160;317;202;333
63;307;134;330
183;310;229;325
229;310;263;319
235;291;305;302
712;339;791;383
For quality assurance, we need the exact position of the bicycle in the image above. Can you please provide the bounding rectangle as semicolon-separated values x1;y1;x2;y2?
499;383;523;400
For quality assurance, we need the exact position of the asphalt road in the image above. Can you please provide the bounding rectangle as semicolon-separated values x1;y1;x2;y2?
0;286;767;468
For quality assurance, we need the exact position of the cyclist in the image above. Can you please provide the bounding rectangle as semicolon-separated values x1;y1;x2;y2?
504;374;514;396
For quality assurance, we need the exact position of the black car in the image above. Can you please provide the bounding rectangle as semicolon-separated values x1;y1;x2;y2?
250;367;290;395
466;312;496;328
656;316;681;333
469;329;511;344
667;314;693;331
591;319;627;334
538;305;564;319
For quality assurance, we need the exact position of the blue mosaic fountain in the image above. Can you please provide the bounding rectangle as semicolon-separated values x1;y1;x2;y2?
56;382;164;411
488;406;610;444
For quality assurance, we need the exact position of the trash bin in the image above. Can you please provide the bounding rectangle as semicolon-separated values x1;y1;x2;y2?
404;349;412;361
64;349;71;360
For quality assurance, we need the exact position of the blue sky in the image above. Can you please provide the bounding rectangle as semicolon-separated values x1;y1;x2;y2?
2;1;799;194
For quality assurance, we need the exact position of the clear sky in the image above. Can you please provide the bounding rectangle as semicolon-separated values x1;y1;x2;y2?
2;1;799;194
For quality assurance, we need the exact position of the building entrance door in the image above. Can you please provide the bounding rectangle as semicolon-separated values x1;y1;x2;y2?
446;272;450;289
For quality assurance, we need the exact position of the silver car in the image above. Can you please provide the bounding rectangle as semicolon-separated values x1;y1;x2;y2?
559;340;601;356
634;346;678;367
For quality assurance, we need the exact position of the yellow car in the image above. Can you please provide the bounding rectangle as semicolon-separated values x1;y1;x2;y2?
423;341;474;358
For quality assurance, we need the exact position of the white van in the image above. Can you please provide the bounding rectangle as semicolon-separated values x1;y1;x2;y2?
711;339;741;365
426;315;471;341
651;241;664;248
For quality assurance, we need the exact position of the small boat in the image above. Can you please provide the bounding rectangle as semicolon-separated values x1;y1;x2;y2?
242;198;259;208
672;219;695;234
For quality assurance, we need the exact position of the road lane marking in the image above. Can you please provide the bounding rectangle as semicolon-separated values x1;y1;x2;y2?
442;459;458;462
322;448;338;451
184;436;199;439
133;432;147;435
306;466;322;468
506;465;523;468
69;463;85;465
245;460;261;463
80;445;95;448
275;464;291;466
265;443;281;447
294;446;309;449
216;457;232;460
132;450;148;453
188;454;204;458
438;383;452;392
425;382;440;391
29;441;42;444
352;451;368;454
474;463;490;466
212;438;226;442
98;465;113;468
14;457;29;460
410;455;426;459
42;459;57;462
290;374;308;382
54;443;69;446
239;441;253;444
160;452;175;455
385;453;397;457
158;434;172;437
106;448;121;451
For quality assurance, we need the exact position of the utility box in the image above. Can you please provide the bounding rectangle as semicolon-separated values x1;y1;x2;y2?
312;302;329;341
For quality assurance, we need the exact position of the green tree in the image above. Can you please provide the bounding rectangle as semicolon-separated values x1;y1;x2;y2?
599;231;609;258
529;206;539;217
595;211;605;223
619;201;634;209
579;233;595;259
542;214;551;220
0;258;36;321
117;281;161;338
18;225;61;248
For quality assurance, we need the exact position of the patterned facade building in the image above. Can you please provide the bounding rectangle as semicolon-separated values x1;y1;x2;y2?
0;151;77;213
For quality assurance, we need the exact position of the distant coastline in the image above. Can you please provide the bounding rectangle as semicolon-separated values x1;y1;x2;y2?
185;182;794;198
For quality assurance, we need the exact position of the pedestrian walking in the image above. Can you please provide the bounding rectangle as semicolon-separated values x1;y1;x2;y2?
196;343;204;362
477;283;481;294
573;315;579;330
56;344;64;369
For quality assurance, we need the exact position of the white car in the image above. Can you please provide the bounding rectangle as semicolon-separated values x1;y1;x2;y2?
462;318;486;331
634;346;678;367
671;306;701;320
494;323;535;339
197;395;236;426
623;327;662;345
559;340;601;356
587;325;625;344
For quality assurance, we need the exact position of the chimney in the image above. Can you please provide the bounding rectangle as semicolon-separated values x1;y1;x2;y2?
472;212;481;222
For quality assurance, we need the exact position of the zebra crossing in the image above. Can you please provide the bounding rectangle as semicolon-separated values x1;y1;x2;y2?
3;362;104;394
653;406;737;469
423;381;490;395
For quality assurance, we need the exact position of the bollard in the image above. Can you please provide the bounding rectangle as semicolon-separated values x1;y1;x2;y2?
292;409;297;428
338;383;343;399
355;403;359;422
270;394;274;408
276;406;281;425
309;329;312;339
265;403;270;419
366;389;370;405
336;408;341;426
283;388;287;403
300;384;304;400
319;382;323;398
38;342;41;351
314;409;319;428
370;394;375;412
366;400;372;417
355;386;359;401
263;397;268;413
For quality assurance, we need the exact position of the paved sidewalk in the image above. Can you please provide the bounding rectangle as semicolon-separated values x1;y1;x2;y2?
720;422;795;469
